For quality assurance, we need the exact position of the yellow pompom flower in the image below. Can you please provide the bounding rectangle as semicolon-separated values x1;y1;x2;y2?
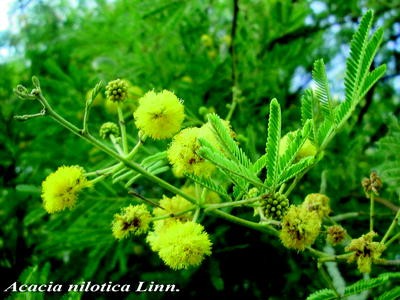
345;231;386;273
152;222;212;270
167;127;216;177
302;193;331;218
111;204;152;240
152;195;194;231
280;205;321;251
41;166;91;214
134;90;184;139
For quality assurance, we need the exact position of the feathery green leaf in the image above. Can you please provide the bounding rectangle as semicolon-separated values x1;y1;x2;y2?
301;89;313;127
376;286;400;300
343;273;400;296
198;138;264;188
208;113;252;168
316;118;334;148
251;153;268;176
278;156;314;185
344;10;373;104
359;64;386;99
335;10;384;130
277;120;312;183
265;98;281;188
312;59;334;121
186;173;230;201
358;26;384;91
306;288;336;300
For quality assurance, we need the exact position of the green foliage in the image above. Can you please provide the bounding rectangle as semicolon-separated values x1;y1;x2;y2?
375;117;400;195
207;113;252;168
376;286;400;300
312;59;334;122
265;98;282;189
335;10;386;130
307;272;400;300
2;1;400;300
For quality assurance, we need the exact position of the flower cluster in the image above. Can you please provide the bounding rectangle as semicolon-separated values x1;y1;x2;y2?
149;221;212;270
326;225;347;245
261;192;289;220
111;204;152;239
345;231;385;273
167;127;216;177
41;165;91;213
151;195;194;231
302;193;331;218
280;205;321;251
134;90;184;139
361;171;382;196
143;193;213;270
105;79;128;102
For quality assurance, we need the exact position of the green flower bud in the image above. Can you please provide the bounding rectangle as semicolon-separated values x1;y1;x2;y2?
99;122;120;139
105;79;128;102
261;192;289;220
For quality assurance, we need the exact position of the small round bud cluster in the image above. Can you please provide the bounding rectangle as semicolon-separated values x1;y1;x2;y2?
326;225;347;245
302;193;331;218
99;122;120;139
105;79;128;102
261;192;289;220
362;171;382;196
345;231;386;273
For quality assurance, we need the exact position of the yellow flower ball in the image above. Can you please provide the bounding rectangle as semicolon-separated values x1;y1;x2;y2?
280;205;321;251
134;90;184;139
41;166;91;214
167;127;215;177
302;193;331;218
111;204;152;240
152;195;194;231
152;222;212;270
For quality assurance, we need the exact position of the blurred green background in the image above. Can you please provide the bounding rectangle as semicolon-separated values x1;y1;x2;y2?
1;0;399;299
